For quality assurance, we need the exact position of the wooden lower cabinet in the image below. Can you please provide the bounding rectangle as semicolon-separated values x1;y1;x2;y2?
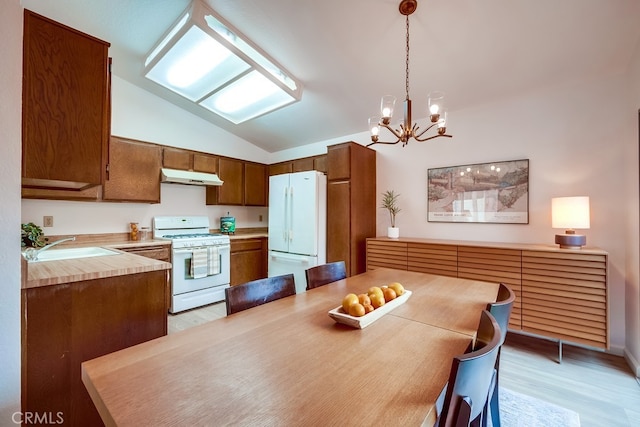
22;271;168;426
521;250;608;349
366;237;608;349
116;245;170;262
367;239;408;271
230;238;267;286
457;246;522;330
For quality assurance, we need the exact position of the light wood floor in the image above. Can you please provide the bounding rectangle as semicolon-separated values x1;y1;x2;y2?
168;303;640;426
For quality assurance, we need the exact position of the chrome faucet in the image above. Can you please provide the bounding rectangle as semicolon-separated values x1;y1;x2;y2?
24;236;76;261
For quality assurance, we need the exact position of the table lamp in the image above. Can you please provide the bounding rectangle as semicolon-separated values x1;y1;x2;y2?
551;196;590;249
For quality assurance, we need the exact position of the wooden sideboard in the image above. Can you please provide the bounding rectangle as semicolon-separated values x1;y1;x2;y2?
366;237;609;350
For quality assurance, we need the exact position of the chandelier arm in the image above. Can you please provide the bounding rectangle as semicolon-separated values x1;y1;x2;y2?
367;139;401;147
414;122;439;140
380;122;405;140
414;133;453;143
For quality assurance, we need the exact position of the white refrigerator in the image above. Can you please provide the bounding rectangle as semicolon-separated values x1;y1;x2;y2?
268;170;327;293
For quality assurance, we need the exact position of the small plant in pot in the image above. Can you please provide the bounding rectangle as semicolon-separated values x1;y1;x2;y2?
381;190;401;239
21;222;48;248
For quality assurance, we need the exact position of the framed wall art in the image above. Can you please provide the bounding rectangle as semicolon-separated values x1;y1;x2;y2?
427;159;529;224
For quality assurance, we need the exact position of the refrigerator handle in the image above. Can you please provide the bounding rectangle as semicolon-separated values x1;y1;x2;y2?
270;252;311;264
288;185;294;242
283;186;289;242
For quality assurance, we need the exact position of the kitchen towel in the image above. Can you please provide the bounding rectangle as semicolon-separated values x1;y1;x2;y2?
190;248;209;279
207;246;220;276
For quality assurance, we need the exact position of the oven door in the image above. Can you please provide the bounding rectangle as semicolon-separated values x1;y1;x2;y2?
171;245;230;295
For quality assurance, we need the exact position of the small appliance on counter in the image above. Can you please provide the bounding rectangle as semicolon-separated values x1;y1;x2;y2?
220;213;236;235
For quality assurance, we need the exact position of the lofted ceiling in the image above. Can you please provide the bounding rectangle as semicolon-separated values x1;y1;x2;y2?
21;0;640;152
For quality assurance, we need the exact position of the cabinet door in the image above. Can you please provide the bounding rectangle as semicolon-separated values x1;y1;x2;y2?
244;163;267;206
103;137;162;203
163;147;192;170
193;153;218;173
293;157;314;172
327;144;351;181
327;181;352;275
22;10;109;188
208;158;244;205
313;155;328;173
230;238;267;285
269;162;293;176
521;250;608;349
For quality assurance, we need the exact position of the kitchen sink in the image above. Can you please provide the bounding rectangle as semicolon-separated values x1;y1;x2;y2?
23;246;121;262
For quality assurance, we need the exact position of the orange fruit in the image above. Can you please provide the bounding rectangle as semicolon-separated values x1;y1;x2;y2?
363;303;375;314
358;293;371;306
382;287;397;302
368;286;383;299
348;303;365;317
370;293;386;309
388;282;405;296
342;293;359;312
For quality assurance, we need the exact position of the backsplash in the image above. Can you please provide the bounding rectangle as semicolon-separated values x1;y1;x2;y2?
21;183;268;237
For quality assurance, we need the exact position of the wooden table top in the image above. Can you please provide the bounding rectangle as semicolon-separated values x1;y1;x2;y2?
82;268;499;427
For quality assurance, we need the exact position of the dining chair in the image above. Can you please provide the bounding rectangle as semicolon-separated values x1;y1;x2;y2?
484;283;516;427
436;310;502;427
225;273;295;315
305;261;347;290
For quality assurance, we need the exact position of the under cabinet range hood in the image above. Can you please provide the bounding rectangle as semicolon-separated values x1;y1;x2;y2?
161;168;224;186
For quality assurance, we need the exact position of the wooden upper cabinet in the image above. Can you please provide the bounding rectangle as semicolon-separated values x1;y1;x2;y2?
22;10;110;189
270;155;327;176
313;155;327;173
327;144;351;181
163;148;192;170
163;148;218;174
193;153;218;174
293;157;314;172
269;162;293;176
103;137;162;203
207;158;244;205
244;163;267;206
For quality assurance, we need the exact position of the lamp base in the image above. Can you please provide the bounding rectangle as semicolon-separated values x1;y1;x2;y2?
555;233;586;249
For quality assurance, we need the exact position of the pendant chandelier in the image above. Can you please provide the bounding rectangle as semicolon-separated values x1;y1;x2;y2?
367;0;452;147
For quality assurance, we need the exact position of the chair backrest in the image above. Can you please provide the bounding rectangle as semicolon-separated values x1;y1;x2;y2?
486;283;516;346
225;274;295;315
305;261;347;290
437;310;502;427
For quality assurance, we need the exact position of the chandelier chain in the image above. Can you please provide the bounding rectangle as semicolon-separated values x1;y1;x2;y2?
405;14;410;101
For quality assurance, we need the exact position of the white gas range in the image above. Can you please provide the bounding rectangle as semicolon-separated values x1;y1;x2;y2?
153;216;231;313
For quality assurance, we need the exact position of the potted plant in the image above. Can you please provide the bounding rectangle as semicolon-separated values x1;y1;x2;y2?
381;190;401;238
21;222;47;248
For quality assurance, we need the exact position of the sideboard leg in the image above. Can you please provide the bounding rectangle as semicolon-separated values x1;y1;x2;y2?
558;340;563;364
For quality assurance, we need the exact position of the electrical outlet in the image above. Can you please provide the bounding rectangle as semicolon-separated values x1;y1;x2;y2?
259;215;263;222
43;216;54;227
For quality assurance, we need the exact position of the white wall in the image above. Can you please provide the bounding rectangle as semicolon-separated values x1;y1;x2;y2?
625;37;640;374
0;0;22;421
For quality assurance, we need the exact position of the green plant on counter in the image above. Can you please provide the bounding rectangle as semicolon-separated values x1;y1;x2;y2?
380;190;401;228
21;222;48;248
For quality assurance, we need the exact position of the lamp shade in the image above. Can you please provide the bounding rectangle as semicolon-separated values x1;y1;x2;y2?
551;196;590;230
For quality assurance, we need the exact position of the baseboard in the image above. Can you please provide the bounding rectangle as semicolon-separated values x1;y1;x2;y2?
623;348;640;378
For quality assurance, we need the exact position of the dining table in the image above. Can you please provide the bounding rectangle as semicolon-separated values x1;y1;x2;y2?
81;267;499;426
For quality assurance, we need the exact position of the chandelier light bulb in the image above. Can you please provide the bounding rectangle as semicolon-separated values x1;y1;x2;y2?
380;95;396;122
368;116;381;141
